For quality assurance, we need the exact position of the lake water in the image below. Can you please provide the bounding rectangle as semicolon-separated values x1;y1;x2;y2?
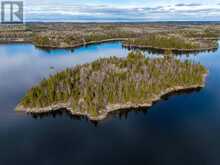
1;41;220;165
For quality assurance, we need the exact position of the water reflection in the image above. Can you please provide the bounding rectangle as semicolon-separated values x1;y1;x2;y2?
28;87;202;125
1;41;220;165
124;45;218;55
30;109;100;126
161;87;202;100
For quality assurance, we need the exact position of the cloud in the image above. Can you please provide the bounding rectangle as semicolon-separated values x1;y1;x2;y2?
175;3;202;7
23;2;220;22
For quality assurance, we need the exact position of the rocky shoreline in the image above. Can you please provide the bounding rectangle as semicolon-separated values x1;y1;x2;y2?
16;73;207;121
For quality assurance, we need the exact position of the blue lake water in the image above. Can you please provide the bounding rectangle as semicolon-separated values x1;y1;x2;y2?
1;41;220;165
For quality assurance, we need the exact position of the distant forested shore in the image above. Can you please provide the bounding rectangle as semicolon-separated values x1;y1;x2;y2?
0;23;219;52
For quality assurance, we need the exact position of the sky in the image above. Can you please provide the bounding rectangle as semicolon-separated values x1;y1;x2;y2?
8;0;220;22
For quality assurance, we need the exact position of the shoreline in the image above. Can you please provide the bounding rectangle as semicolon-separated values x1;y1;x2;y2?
35;39;219;53
16;73;207;121
122;43;218;53
0;38;217;53
34;38;129;49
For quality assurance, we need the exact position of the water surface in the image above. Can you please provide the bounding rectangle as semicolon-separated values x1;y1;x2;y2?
1;42;220;165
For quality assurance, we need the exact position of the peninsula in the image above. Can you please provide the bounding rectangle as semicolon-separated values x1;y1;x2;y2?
123;33;218;53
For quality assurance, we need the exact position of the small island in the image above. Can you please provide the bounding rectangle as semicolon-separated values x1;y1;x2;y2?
16;51;208;121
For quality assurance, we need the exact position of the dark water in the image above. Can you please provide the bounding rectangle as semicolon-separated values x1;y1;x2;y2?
1;41;220;165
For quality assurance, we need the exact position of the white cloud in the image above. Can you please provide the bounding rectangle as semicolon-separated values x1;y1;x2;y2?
21;1;220;21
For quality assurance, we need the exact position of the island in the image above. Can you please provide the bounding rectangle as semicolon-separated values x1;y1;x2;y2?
16;51;208;121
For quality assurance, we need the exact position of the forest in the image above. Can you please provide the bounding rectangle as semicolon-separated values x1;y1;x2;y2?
124;34;201;50
0;23;219;50
18;51;207;117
